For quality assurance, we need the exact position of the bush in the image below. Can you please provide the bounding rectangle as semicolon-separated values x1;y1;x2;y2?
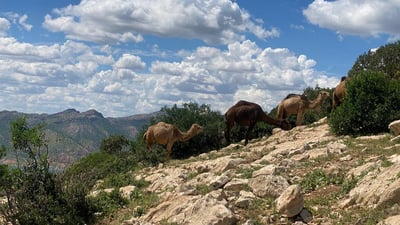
99;135;131;155
0;117;90;225
329;71;400;135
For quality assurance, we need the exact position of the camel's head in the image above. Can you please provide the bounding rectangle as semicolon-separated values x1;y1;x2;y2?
280;120;292;130
319;91;330;100
191;123;204;135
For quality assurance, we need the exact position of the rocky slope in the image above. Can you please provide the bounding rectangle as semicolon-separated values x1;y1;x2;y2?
96;118;400;225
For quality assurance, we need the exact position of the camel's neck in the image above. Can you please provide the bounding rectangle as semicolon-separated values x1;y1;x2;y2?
261;112;282;127
309;95;324;109
180;127;198;142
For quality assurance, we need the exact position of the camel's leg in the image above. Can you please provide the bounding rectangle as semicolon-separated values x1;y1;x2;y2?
224;121;234;144
166;142;174;160
146;135;154;149
332;93;338;110
245;123;255;146
296;110;304;126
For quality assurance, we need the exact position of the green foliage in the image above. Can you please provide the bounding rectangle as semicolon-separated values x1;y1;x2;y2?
99;135;131;154
63;150;145;189
88;189;128;217
143;102;225;159
0;117;90;225
301;169;344;192
329;71;400;135
348;41;400;79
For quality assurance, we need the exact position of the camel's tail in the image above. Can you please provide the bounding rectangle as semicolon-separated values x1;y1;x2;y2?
143;131;147;140
276;103;285;120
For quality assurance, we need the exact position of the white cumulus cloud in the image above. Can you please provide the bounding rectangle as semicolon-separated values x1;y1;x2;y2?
303;0;400;40
43;0;278;44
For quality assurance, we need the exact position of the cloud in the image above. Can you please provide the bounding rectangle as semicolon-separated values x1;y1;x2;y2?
0;17;10;36
2;13;32;32
303;0;400;40
0;34;338;116
42;0;277;44
147;40;337;113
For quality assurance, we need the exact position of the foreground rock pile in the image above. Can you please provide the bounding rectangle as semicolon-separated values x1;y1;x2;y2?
97;118;400;225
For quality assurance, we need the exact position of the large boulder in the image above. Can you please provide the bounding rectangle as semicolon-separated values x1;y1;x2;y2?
248;175;289;198
276;184;304;218
134;190;238;225
342;156;400;208
378;215;400;225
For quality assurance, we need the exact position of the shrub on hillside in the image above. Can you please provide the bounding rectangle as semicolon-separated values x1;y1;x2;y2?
329;71;400;135
0;117;91;225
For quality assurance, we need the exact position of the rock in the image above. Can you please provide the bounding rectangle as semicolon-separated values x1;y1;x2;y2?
145;167;188;193
249;175;289;198
308;148;328;159
234;191;255;208
140;190;238;225
343;161;400;208
327;140;347;154
223;178;248;193
210;174;232;190
378;215;400;225
252;164;280;177
89;188;114;197
119;185;136;200
276;184;304;217
299;208;313;223
389;120;400;136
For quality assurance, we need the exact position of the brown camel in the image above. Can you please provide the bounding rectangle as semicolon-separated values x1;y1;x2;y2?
224;100;291;145
143;122;203;159
277;91;330;126
332;76;347;110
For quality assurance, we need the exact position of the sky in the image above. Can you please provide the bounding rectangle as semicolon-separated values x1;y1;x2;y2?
0;0;399;117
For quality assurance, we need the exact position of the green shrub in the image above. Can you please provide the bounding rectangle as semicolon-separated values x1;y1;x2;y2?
329;71;400;135
0;117;90;225
88;189;128;217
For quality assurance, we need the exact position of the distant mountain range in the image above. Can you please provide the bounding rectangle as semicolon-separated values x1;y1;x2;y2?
0;109;155;169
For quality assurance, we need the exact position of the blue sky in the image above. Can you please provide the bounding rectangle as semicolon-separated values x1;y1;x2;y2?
0;0;399;117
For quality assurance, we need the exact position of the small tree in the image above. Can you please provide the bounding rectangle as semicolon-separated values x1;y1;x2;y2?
329;71;400;135
348;41;400;79
0;117;90;225
99;135;131;155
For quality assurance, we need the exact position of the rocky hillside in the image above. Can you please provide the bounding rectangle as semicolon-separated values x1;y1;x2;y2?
95;117;400;225
0;109;154;168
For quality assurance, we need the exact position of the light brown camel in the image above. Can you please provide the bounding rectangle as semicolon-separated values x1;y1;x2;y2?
143;122;203;159
277;91;330;126
224;100;291;145
332;76;347;110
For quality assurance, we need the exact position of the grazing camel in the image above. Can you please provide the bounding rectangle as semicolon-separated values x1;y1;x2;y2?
277;91;330;126
224;100;291;145
332;76;347;110
143;122;203;159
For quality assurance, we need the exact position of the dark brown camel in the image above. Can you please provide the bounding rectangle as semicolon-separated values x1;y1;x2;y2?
224;100;291;145
332;76;347;110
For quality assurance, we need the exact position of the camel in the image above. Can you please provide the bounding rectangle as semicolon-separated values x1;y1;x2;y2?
224;100;291;145
277;91;330;126
143;122;203;159
332;76;347;110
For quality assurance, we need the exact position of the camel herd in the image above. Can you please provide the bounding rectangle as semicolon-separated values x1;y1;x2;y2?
144;78;347;159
